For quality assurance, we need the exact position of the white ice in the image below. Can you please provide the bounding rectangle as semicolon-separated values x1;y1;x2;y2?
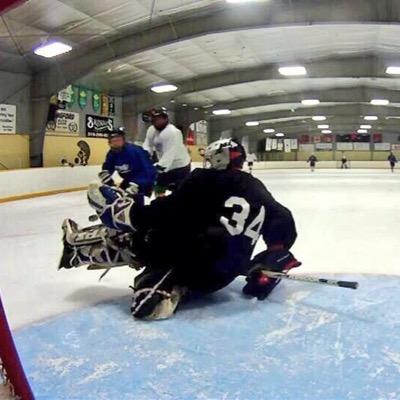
1;169;400;330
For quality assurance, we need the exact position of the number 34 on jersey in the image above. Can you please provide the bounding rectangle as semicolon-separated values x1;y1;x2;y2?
220;196;265;246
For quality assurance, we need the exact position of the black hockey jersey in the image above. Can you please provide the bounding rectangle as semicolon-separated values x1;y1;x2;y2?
135;168;297;292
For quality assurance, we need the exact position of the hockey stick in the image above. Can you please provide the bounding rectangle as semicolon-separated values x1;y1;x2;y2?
261;270;359;290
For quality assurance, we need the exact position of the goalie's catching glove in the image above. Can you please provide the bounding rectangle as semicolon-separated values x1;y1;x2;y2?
243;248;301;300
87;182;136;232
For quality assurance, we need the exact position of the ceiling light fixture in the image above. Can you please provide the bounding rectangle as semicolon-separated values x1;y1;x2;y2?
263;128;275;133
301;99;320;106
317;124;329;129
34;41;72;58
386;66;400;75
370;99;389;106
321;130;332;134
312;116;326;121
212;109;231;115
364;116;378;121
245;121;259;126
357;129;368;133
279;66;307;76
360;124;371;129
275;133;285;137
151;84;178;93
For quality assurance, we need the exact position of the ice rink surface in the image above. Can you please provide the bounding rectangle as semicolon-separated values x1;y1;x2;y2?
1;169;400;399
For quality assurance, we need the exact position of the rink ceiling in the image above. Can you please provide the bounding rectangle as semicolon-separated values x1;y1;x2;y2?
1;169;400;399
5;0;400;148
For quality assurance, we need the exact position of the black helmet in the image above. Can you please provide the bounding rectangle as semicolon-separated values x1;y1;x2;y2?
108;127;125;140
150;107;168;118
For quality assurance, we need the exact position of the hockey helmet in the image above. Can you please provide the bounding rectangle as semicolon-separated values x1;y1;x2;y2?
205;138;246;170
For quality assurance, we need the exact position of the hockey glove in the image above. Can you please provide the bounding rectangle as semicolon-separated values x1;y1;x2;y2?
87;182;135;232
98;170;115;186
243;249;301;300
155;164;166;173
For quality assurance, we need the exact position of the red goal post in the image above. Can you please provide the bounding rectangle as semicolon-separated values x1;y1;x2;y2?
0;295;34;400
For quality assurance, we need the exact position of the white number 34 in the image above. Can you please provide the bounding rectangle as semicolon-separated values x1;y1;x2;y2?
220;196;265;245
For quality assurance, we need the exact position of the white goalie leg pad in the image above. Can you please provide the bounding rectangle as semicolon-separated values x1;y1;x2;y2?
75;241;138;268
63;218;117;246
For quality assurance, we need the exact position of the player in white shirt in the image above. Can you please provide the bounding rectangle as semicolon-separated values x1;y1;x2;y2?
143;108;191;196
247;153;257;174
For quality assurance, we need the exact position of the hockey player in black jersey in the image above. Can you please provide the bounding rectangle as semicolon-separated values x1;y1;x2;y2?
59;138;300;320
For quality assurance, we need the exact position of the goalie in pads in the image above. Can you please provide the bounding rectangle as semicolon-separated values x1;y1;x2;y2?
59;139;300;320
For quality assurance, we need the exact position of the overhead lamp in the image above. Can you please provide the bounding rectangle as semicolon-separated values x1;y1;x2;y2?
263;128;275;133
370;99;389;106
317;124;329;129
279;66;307;76
245;121;259;126
360;124;371;129
151;84;178;93
364;116;378;121
321;130;332;134
357;129;368;133
275;133;285;137
301;99;320;106
386;66;400;75
312;116;326;121
212;109;231;115
33;41;72;58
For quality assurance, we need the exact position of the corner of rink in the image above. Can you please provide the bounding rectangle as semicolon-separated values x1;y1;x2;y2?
12;275;400;400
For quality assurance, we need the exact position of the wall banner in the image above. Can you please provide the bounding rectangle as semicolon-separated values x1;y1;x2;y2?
0;104;16;134
92;91;101;113
101;95;109;116
108;96;115;116
284;139;291;153
266;137;272;151
78;88;88;109
86;114;114;138
290;138;298;150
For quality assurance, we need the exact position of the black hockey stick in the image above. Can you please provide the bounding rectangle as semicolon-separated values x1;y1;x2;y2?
261;270;359;290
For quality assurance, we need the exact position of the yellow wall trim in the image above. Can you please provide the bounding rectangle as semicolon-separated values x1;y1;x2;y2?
0;186;87;204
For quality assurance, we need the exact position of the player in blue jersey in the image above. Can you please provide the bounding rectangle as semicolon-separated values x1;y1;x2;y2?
99;129;157;203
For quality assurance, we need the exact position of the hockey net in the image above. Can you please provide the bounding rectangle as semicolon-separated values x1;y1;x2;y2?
0;296;34;400
336;160;352;169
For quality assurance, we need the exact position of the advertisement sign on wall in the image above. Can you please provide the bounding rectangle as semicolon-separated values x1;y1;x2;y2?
86;114;114;138
299;144;315;152
46;110;79;136
353;142;370;151
0;104;16;134
336;142;353;151
375;143;391;151
316;142;333;150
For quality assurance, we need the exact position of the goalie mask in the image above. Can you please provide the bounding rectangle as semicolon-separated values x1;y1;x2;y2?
205;139;247;170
